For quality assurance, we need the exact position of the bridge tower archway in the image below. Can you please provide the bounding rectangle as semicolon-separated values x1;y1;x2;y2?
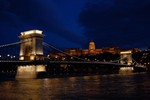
120;51;132;65
19;30;44;61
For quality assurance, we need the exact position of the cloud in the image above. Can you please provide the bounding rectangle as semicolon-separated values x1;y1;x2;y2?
0;0;84;48
79;0;150;48
15;0;85;46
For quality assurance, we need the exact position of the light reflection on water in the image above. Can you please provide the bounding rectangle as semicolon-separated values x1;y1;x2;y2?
0;73;150;100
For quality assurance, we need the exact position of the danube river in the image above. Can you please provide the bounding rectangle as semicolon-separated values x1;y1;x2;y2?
0;72;150;100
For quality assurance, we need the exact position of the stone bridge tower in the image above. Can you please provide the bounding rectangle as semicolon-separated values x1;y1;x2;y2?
120;51;132;65
19;30;44;61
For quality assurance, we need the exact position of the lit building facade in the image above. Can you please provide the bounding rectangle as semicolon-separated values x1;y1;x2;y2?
48;40;141;58
89;41;96;55
82;41;120;55
64;48;82;56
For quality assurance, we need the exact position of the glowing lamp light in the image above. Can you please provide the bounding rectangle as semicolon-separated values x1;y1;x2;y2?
36;65;46;72
19;57;24;60
30;56;35;60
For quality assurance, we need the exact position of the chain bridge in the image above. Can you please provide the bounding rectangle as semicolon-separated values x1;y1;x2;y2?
0;30;147;78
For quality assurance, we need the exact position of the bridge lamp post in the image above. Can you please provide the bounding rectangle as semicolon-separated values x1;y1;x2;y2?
7;54;10;60
71;57;73;60
55;55;58;61
47;55;51;59
11;56;13;59
62;57;65;61
95;58;97;61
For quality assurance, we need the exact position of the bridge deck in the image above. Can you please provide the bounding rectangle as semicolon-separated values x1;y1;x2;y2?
0;60;134;67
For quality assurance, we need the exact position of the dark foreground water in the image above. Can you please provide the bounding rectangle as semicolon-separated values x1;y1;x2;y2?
0;72;150;100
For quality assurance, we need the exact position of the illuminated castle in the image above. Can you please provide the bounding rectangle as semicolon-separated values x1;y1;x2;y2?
81;40;120;55
49;40;141;59
89;40;96;55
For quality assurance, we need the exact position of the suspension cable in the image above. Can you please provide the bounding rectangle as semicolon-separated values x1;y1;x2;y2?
109;57;127;63
0;42;21;48
132;58;140;65
43;42;85;61
0;40;31;48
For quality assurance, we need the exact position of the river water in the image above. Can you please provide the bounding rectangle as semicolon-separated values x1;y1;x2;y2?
0;72;150;100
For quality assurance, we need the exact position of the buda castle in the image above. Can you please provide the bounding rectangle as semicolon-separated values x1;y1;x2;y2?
49;41;141;59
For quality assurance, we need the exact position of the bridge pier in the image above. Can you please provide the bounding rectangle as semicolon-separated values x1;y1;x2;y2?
119;67;133;74
16;65;46;79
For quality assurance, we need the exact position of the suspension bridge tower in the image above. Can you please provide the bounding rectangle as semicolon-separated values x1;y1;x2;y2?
120;51;132;65
19;30;44;61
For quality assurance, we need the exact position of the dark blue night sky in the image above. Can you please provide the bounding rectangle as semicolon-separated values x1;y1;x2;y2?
0;0;150;49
